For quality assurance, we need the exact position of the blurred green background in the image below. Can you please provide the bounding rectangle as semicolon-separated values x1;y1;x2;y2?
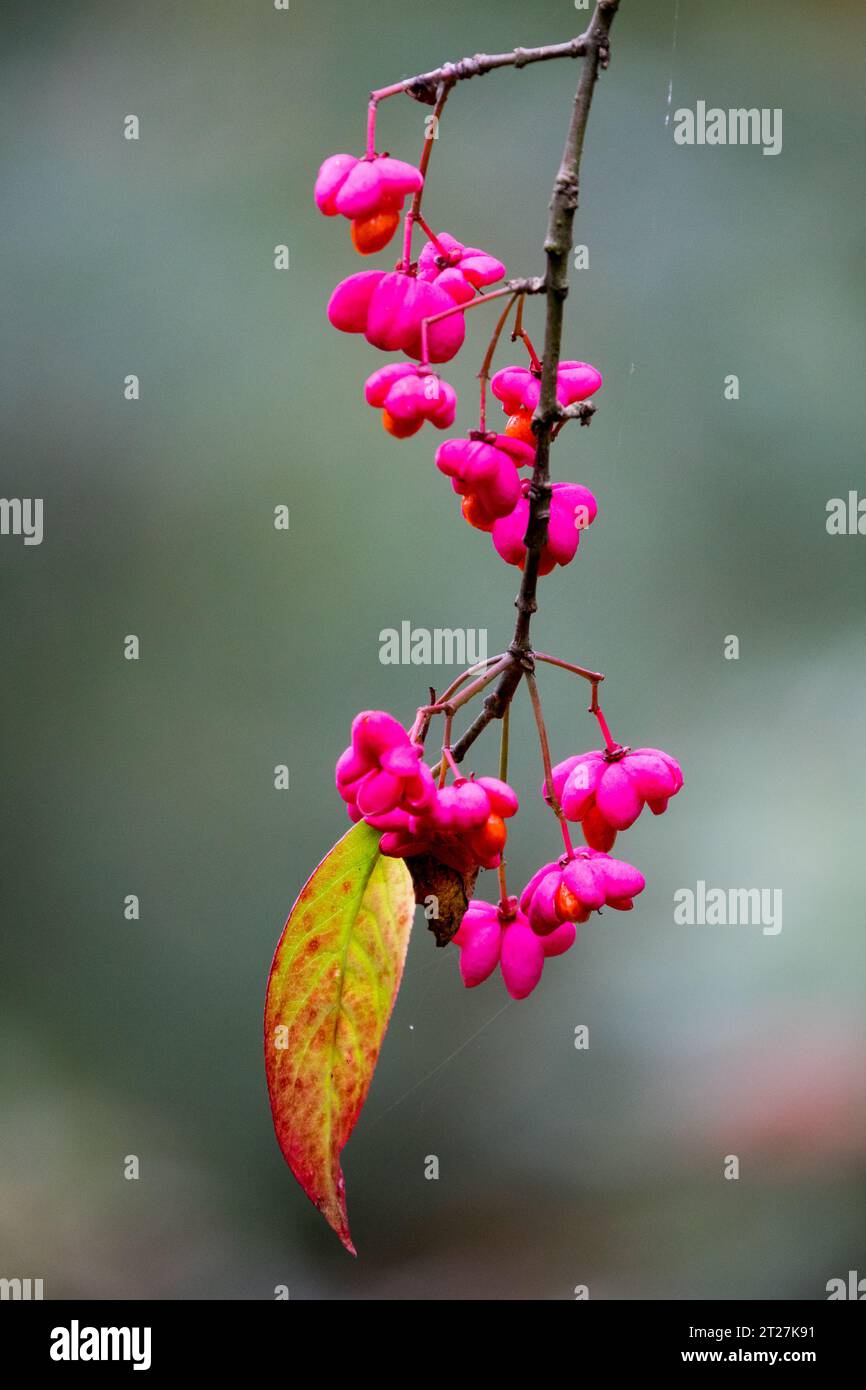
1;0;864;1299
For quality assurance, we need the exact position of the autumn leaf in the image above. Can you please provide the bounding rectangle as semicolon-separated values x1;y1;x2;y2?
264;821;414;1255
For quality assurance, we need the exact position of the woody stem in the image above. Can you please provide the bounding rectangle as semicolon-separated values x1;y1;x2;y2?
447;0;620;769
368;27;609;142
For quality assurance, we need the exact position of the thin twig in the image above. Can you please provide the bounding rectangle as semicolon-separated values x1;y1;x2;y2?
478;292;520;432
435;655;511;717
439;712;455;787
402;81;453;269
497;704;512;908
419;280;543;367
526;671;575;859
592;701;620;754
498;703;510;783
511;294;542;371
368;33;601;126
533;651;604;685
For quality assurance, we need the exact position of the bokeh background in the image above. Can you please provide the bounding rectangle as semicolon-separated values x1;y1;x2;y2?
1;0;864;1300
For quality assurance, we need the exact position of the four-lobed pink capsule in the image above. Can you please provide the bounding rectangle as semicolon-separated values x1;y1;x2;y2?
549;746;684;851
453;901;576;1000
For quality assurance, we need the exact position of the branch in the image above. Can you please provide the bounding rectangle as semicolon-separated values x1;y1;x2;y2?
449;0;620;767
369;35;598;115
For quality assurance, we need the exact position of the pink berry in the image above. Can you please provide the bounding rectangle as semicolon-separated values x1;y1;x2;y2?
418;232;506;292
499;917;546;999
428;779;490;833
520;848;646;936
327;268;470;363
453;903;503;988
549;747;683;849
450;892;577;999
490;360;602;415
436;434;533;528
315;153;423;221
327;270;386;334
492;481;598;574
380;774;519;874
336;710;435;823
365;363;457;437
365;271;466;363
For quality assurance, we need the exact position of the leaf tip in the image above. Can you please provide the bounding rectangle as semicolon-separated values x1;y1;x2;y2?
323;1184;357;1256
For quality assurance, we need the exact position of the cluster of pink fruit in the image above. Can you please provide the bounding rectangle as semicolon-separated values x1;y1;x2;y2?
335;709;683;1000
336;711;517;876
320;142;683;1000
315;148;603;575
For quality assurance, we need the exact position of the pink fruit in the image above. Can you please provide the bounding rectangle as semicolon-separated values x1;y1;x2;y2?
315;153;423;222
492;481;598;574
336;710;435;822
520;848;646;936
549;747;684;850
436;434;533;528
365;362;457;436
450;899;574;999
418;231;506;292
490;360;602;414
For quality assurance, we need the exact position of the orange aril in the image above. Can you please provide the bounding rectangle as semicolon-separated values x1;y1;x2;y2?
471;814;507;858
351;208;400;255
382;409;420;438
504;409;536;447
461;494;494;532
554;881;584;921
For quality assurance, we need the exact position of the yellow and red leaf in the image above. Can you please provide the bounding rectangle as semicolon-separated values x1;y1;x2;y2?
264;821;414;1254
